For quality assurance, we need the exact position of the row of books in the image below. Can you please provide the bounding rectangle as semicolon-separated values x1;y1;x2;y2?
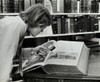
0;0;43;13
51;0;100;13
52;15;99;34
1;0;100;13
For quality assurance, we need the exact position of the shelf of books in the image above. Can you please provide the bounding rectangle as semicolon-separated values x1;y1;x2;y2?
0;0;44;13
1;0;100;38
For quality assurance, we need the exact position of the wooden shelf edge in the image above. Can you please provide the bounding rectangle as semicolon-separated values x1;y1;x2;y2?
25;31;100;39
51;13;100;15
0;13;19;16
0;13;100;16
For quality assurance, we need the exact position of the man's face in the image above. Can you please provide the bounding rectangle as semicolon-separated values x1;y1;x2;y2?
28;24;46;37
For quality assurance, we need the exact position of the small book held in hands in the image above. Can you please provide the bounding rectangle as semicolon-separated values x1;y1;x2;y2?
22;40;90;75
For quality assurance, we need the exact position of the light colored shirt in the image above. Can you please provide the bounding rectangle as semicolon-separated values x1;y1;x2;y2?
0;16;27;82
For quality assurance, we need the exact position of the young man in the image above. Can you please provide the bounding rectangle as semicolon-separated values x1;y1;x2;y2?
0;4;51;82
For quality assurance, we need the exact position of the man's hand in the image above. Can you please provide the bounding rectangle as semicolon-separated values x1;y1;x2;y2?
34;40;56;58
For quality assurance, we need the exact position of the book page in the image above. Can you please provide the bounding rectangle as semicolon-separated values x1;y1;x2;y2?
44;40;84;66
22;55;44;71
22;40;56;71
44;51;78;66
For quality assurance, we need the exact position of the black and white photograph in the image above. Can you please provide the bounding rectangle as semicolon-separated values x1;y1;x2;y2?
0;0;100;82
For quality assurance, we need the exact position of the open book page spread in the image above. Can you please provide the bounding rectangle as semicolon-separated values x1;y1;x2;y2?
22;55;44;71
22;40;89;74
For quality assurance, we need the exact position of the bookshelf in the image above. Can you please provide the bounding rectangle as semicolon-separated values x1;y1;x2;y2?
1;0;100;82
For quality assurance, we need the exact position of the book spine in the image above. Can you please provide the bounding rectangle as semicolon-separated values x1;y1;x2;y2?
0;0;2;12
51;0;57;13
91;0;94;13
84;16;88;32
61;0;64;13
86;0;91;13
18;0;24;12
88;0;92;13
99;1;100;13
59;0;64;13
1;0;3;12
91;0;99;13
71;0;76;13
57;15;61;34
8;0;14;13
56;0;64;13
77;0;80;13
30;0;35;6
24;0;31;10
70;17;74;33
77;16;83;32
86;16;91;32
64;16;69;33
64;0;71;13
98;17;100;31
14;0;19;12
94;16;98;31
69;0;72;13
56;0;60;12
52;15;58;34
73;0;77;13
84;0;88;13
91;16;98;31
80;0;88;13
96;0;99;13
90;16;94;31
67;17;71;33
61;15;65;33
73;17;78;32
71;0;74;13
2;0;8;13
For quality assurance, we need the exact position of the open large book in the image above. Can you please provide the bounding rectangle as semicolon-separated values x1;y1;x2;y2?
22;40;90;75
